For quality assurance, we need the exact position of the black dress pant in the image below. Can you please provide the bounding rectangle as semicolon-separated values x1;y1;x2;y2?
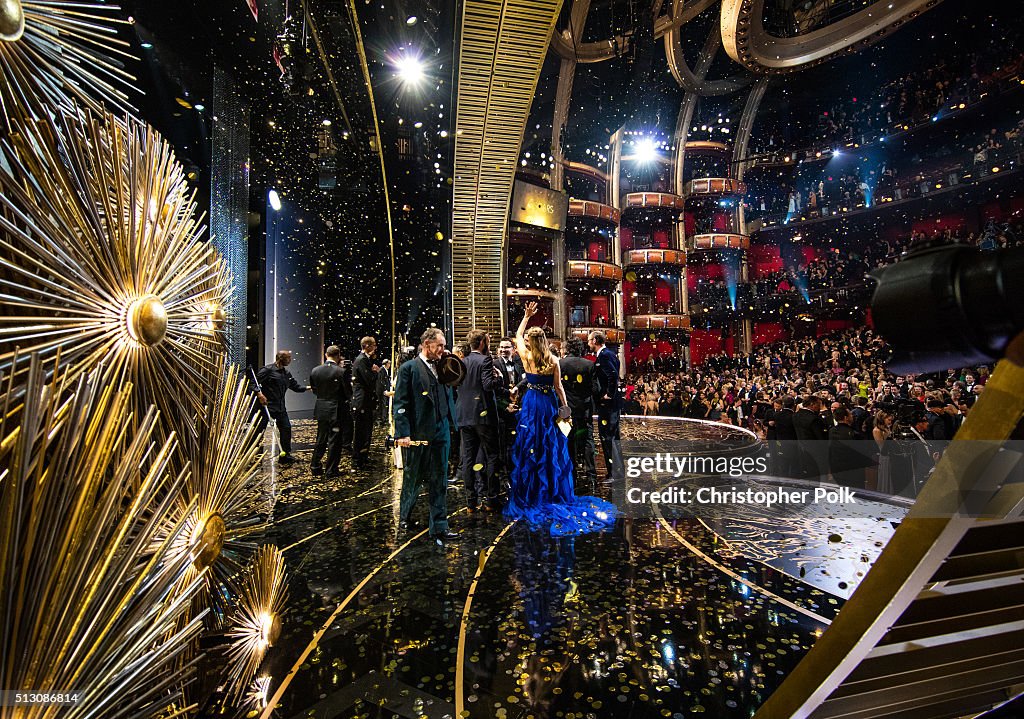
311;417;334;468
461;424;498;508
569;410;597;481
596;405;624;479
353;402;377;466
326;407;354;472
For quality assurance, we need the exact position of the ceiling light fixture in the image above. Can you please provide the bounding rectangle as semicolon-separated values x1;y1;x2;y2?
395;54;425;85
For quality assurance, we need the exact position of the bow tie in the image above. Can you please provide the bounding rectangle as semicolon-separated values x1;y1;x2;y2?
427;358;439;364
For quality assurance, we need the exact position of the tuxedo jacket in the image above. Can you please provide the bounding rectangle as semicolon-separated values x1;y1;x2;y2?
794;408;828;442
774;408;797;441
456;351;501;427
495;355;525;404
593;346;621;411
309;361;350;421
393;357;458;441
352;352;378;410
560;356;599;415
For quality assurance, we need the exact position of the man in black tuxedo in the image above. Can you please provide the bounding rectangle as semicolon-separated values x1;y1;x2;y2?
309;345;348;476
774;396;798;476
351;336;381;469
560;337;599;485
394;328;460;543
794;395;829;479
494;337;525;479
456;329;503;512
588;330;624;480
828;406;867;488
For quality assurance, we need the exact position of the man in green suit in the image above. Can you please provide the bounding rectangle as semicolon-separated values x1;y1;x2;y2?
393;327;460;543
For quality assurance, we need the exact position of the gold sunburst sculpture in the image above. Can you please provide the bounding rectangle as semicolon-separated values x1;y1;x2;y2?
172;363;270;614
224;546;289;704
243;675;274;716
0;0;135;129
0;108;228;437
0;354;209;719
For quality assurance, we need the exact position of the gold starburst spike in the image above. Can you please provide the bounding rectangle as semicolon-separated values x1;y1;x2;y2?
0;353;209;719
224;546;289;704
173;363;269;613
0;108;228;437
0;0;136;129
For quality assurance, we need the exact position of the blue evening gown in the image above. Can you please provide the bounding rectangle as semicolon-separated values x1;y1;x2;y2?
505;371;616;536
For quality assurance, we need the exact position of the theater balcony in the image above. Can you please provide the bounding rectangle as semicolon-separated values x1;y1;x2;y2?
625;314;692;331
623;191;687;213
566;200;619;263
567;326;626;344
624;247;687;267
690;232;751;251
566;259;623;283
686;177;747;198
567;198;620;225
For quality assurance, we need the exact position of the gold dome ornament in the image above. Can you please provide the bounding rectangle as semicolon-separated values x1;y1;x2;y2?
126;294;168;346
193;513;227;569
0;0;25;42
0;109;228;430
0;1;135;128
209;302;227;332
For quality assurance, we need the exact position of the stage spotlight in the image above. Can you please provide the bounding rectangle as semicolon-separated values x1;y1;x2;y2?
634;137;657;165
268;189;282;211
395;54;425;85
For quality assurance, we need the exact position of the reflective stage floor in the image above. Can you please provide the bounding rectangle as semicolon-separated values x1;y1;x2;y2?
214;420;909;719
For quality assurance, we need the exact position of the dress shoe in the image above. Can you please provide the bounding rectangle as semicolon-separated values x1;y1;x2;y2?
325;469;341;479
399;519;419;531
277;453;295;465
310;464;324;476
431;530;461;542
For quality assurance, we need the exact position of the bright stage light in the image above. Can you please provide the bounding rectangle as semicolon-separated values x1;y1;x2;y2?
268;189;282;211
634;137;657;165
395;54;425;85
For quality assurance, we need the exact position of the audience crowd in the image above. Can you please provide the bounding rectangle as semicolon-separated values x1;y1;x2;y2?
751;36;1024;157
622;327;992;494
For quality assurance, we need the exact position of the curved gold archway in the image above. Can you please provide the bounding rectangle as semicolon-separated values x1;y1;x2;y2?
721;0;945;73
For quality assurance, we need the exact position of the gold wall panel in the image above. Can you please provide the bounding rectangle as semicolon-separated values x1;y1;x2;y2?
452;0;563;340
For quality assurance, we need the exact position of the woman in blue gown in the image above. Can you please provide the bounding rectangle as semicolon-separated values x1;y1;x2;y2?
505;302;616;536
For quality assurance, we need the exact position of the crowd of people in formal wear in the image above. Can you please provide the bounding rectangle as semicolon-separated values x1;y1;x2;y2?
254;338;393;475
253;315;625;542
623;327;988;494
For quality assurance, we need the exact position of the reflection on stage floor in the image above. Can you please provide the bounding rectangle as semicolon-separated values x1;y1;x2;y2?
206;418;911;718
